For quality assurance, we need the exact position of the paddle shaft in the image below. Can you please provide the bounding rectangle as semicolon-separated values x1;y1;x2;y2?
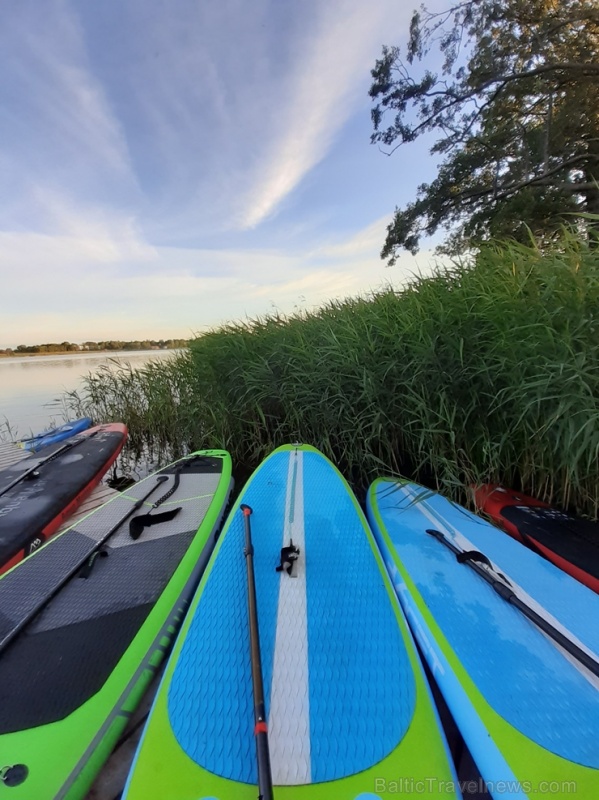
0;430;99;499
426;528;599;678
241;504;274;800
0;474;169;655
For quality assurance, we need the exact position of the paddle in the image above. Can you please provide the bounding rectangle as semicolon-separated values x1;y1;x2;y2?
241;504;274;800
0;474;169;655
0;430;100;499
426;528;599;679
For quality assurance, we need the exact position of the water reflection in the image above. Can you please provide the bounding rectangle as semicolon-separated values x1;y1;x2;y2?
0;350;177;438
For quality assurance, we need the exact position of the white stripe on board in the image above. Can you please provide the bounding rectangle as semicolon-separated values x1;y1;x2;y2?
268;449;311;784
400;484;599;692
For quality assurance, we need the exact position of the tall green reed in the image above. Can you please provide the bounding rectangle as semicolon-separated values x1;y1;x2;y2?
68;233;599;517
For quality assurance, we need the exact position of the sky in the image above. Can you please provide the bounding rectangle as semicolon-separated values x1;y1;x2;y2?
0;0;444;348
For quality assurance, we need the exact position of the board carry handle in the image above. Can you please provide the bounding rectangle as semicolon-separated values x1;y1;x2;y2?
426;528;599;679
0;429;100;499
241;504;274;800
0;473;170;655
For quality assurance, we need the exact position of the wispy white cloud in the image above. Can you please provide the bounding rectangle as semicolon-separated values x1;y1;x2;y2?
0;0;439;349
0;2;139;239
238;0;411;229
0;215;439;346
0;190;156;276
317;215;393;260
0;0;413;244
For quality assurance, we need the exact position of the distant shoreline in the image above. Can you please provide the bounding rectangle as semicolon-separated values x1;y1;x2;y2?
0;348;182;359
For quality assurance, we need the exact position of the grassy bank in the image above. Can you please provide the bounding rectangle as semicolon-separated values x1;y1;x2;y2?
68;235;599;517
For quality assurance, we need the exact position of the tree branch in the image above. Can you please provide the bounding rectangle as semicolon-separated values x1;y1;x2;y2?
459;155;598;202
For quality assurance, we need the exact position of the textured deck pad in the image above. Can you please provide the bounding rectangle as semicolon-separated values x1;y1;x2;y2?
370;481;599;768
167;448;415;785
0;458;223;734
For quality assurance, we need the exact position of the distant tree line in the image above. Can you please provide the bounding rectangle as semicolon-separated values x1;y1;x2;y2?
0;339;189;355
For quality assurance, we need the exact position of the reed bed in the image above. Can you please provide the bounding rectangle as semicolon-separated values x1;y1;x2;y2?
68;234;599;517
66;353;197;469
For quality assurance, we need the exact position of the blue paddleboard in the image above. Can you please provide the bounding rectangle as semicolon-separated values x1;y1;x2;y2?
20;417;93;452
367;479;599;799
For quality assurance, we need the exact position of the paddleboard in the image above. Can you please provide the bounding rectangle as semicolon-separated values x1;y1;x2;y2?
474;484;599;594
367;478;599;799
0;450;232;799
0;422;127;574
123;444;459;800
20;417;93;452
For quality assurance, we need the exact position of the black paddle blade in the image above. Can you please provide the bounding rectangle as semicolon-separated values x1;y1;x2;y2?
129;507;182;540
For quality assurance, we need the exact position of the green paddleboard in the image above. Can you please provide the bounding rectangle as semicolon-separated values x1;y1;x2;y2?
0;450;232;799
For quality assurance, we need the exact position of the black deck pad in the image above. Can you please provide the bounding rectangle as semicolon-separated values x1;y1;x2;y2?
0;532;97;643
0;605;152;734
501;506;599;577
0;530;195;733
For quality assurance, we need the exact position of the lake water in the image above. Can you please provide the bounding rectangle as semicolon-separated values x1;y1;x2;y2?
0;350;178;440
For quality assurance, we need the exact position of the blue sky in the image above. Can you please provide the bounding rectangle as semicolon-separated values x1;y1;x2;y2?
0;0;443;347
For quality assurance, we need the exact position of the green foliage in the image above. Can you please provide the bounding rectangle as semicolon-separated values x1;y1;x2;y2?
0;339;188;355
70;234;599;518
370;0;599;259
65;354;197;468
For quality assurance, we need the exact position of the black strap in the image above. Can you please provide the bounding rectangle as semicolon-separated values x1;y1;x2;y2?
456;549;511;584
456;549;492;568
128;470;183;539
425;529;599;678
129;507;182;540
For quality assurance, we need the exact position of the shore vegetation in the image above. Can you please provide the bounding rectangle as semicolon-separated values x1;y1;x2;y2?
67;232;599;518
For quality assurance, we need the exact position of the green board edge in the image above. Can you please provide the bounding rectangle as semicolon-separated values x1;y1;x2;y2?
124;444;459;799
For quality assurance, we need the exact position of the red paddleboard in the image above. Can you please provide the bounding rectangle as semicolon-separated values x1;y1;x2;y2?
474;484;599;594
0;423;127;574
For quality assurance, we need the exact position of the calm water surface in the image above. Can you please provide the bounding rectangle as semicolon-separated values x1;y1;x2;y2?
0;351;177;439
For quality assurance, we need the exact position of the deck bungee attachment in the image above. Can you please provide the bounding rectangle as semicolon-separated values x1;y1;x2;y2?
275;540;300;576
0;763;28;787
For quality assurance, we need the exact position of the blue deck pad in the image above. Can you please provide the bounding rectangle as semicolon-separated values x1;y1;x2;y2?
418;488;599;648
167;453;287;783
301;451;415;782
167;510;255;781
168;449;416;785
372;481;599;768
